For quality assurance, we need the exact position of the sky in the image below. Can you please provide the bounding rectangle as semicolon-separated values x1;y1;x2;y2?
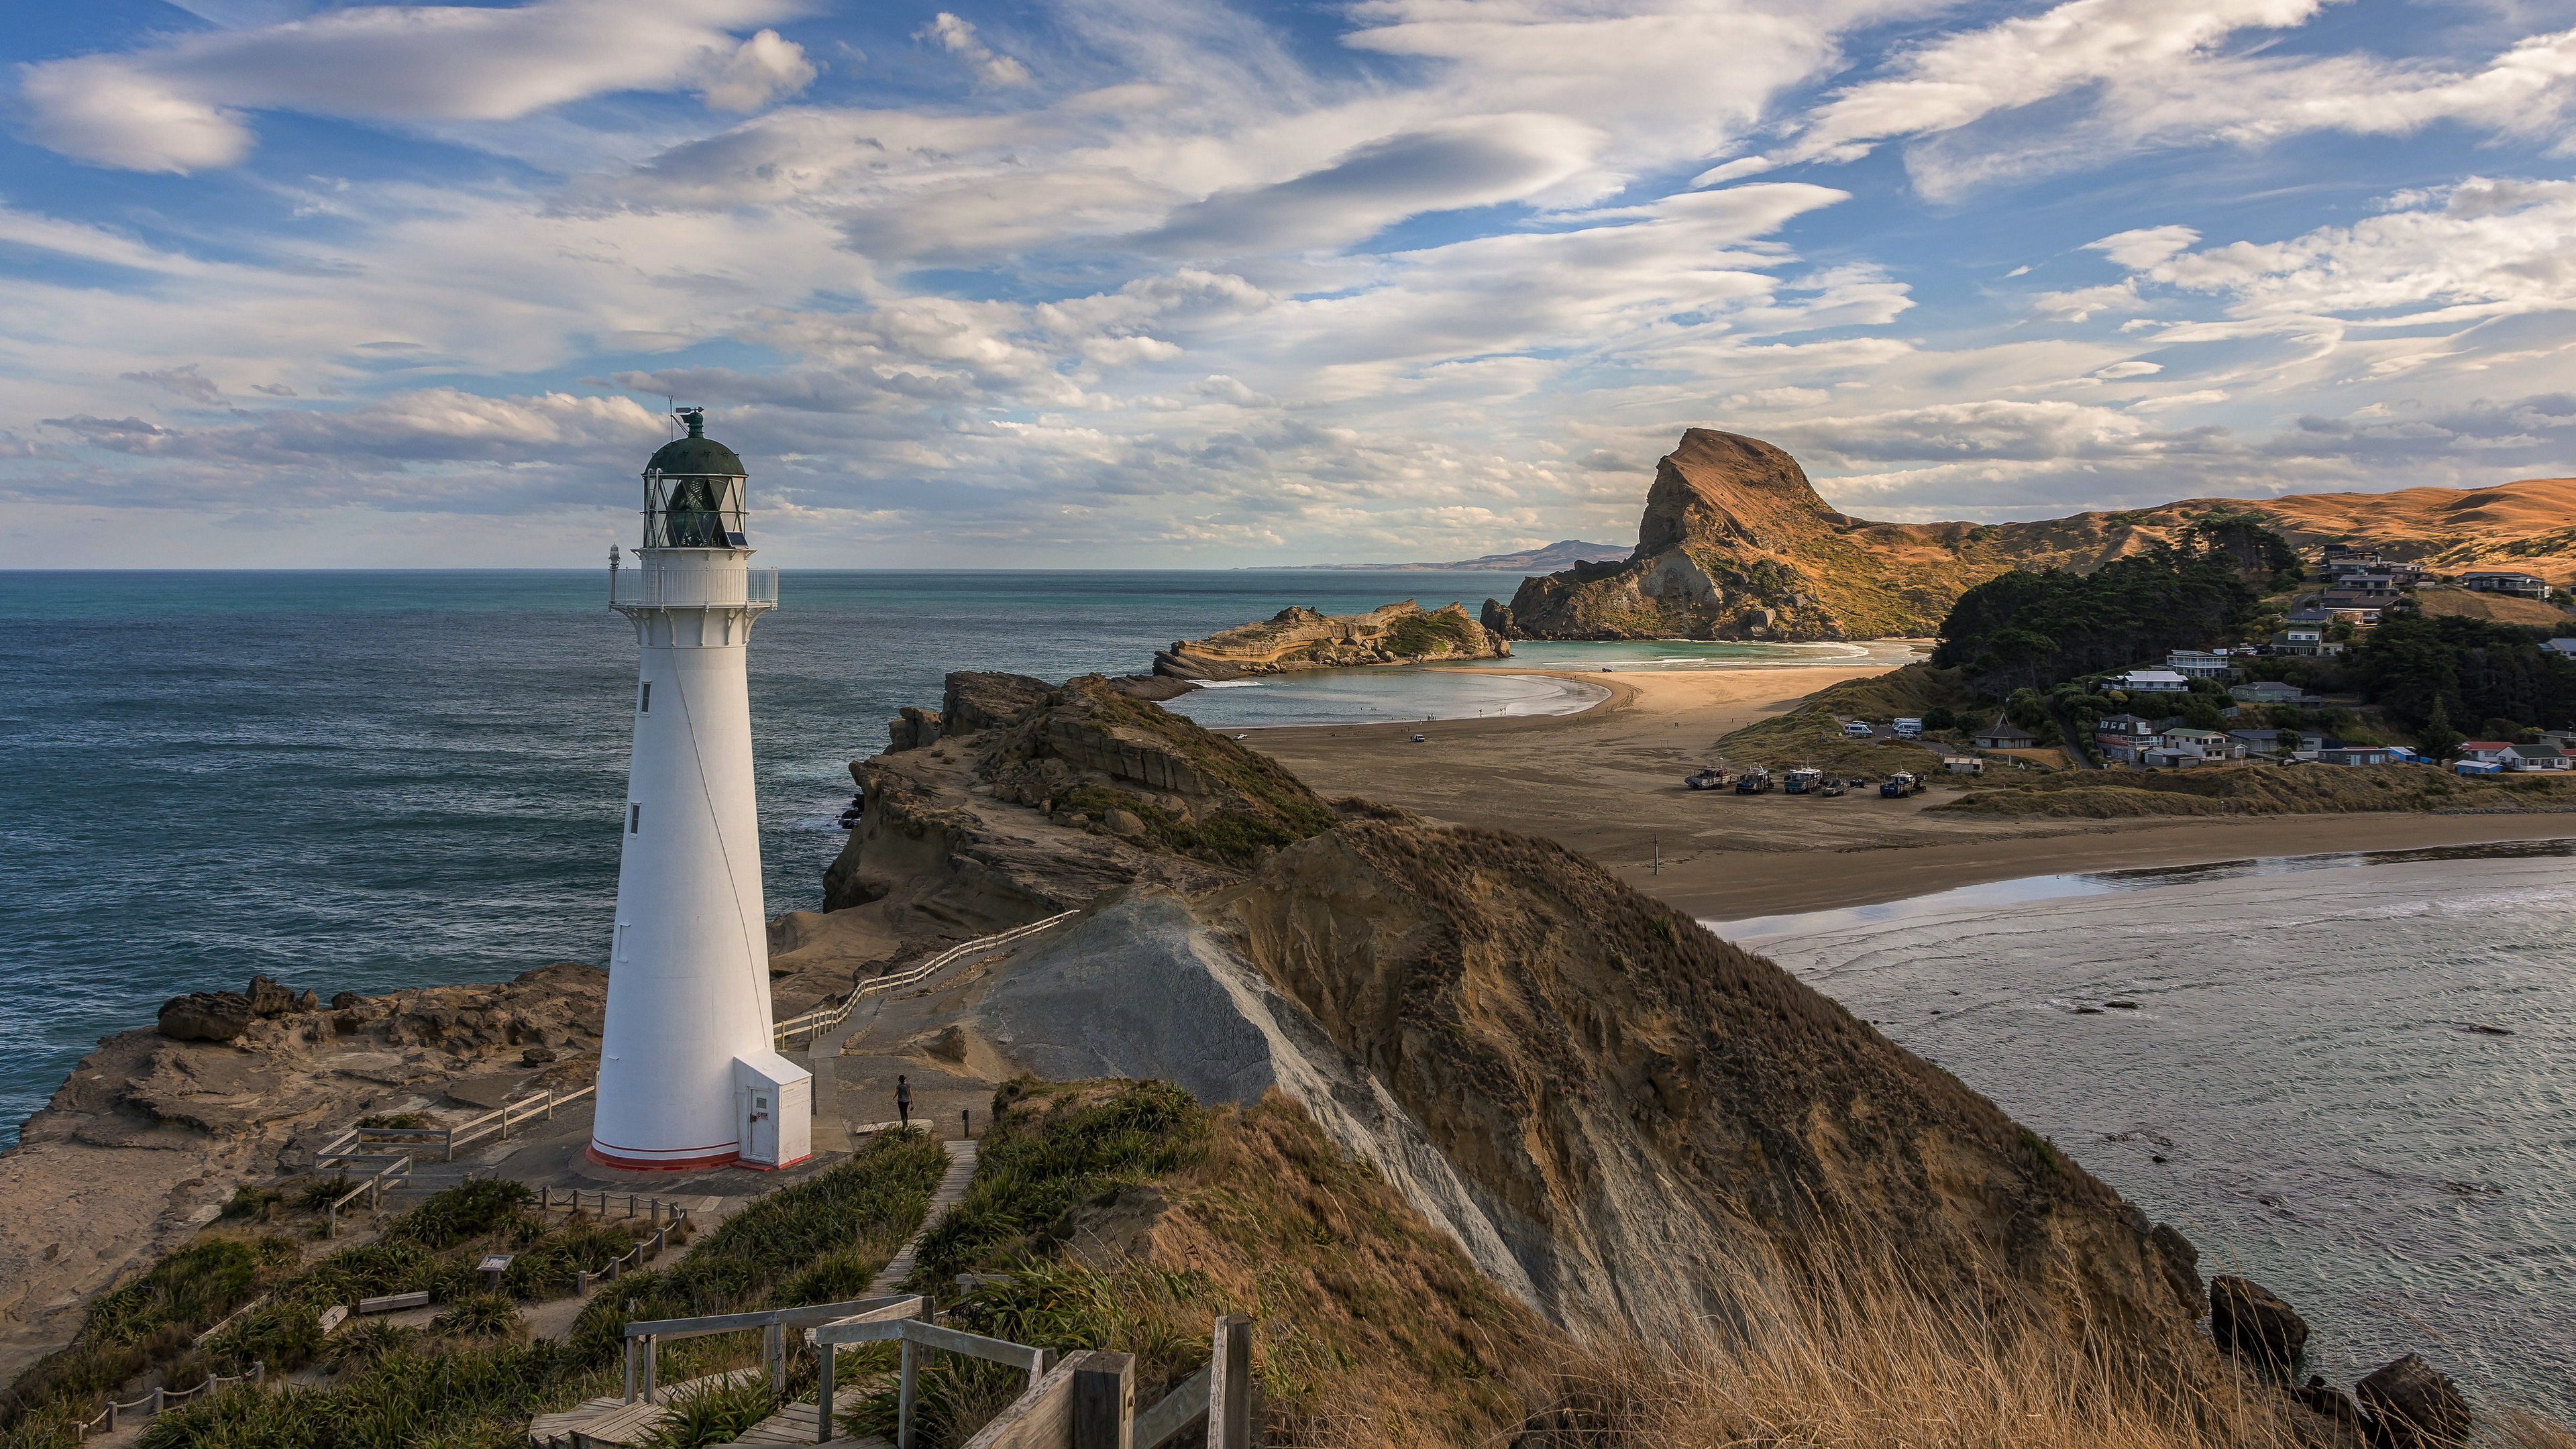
5;0;2575;568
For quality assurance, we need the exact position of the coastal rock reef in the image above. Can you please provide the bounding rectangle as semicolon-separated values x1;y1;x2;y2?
1155;599;1508;680
1496;427;2576;641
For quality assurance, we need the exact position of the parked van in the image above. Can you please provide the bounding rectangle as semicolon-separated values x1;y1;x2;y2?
1841;720;1874;739
1892;717;1923;737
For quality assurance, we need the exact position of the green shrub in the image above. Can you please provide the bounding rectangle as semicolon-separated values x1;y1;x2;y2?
431;1293;521;1340
637;1373;780;1449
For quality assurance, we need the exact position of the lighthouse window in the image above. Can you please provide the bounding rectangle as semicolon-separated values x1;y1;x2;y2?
629;804;641;835
639;682;651;713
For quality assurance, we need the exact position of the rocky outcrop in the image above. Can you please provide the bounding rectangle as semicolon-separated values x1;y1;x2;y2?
157;991;255;1042
2;963;608;1387
2358;1355;2471;1449
820;672;1344;948
1498;431;2576;641
2210;1275;2309;1372
1154;600;1509;680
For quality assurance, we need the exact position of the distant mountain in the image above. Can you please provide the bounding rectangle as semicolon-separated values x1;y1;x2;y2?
1254;539;1633;572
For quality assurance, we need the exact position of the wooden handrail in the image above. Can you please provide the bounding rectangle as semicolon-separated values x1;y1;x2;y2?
70;1362;263;1440
773;912;1077;1049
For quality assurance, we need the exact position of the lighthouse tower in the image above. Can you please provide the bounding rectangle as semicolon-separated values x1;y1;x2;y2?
589;409;811;1173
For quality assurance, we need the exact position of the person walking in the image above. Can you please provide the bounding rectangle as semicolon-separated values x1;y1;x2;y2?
895;1075;912;1128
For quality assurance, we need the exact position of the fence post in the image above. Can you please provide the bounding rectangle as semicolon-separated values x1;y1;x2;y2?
896;1338;918;1449
445;1129;455;1163
1071;1351;1135;1449
624;1336;637;1405
1209;1315;1253;1449
644;1335;659;1404
252;1361;264;1385
148;1387;164;1417
815;1337;837;1446
105;1402;117;1432
577;1270;590;1295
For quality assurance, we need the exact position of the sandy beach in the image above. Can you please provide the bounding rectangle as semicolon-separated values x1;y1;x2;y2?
1244;663;2576;922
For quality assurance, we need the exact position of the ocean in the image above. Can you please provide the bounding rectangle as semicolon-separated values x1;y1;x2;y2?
1717;844;2576;1413
0;568;1825;1144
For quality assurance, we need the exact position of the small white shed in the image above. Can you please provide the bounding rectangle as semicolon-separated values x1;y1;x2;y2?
733;1050;814;1170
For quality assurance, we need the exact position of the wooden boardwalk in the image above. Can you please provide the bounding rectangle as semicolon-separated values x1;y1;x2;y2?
867;1138;976;1295
529;1140;977;1448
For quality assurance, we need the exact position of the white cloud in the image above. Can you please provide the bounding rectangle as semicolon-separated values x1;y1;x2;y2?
1766;0;2576;200
916;13;1032;88
1135;113;1605;254
17;0;816;172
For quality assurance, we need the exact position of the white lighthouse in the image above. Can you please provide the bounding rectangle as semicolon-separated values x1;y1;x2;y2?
589;409;812;1173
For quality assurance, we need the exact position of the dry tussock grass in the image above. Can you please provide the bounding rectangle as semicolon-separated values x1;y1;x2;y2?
1134;1093;1561;1449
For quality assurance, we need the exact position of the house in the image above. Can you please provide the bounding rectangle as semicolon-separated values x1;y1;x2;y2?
2161;727;2246;760
2143;745;2207;767
2227;729;2288;756
2544;639;2576;658
2457;741;2518;763
2166;649;2233;680
2316;745;2396;766
1974;720;2038;750
2461;571;2549;598
2117;669;2190;693
2455;759;2504;775
2229;682;2317;705
2283;608;2337;626
1942;756;1984;775
2504;744;2571;771
2268;627;2339;657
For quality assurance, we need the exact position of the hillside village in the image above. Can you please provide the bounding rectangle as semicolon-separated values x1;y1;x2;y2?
1706;535;2575;796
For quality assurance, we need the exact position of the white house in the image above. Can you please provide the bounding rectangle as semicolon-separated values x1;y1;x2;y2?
2504;744;2571;771
2458;741;2518;763
2118;669;2190;693
2544;639;2576;658
2166;650;2232;680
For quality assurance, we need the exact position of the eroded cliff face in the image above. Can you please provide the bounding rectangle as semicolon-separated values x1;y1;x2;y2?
1205;822;2206;1358
1497;429;2215;641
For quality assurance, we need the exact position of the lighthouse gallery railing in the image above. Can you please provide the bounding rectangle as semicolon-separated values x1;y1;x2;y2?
610;566;777;610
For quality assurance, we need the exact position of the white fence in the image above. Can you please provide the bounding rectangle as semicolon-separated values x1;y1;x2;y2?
773;913;1077;1051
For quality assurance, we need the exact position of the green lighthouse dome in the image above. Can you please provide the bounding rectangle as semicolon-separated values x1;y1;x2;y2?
647;409;745;476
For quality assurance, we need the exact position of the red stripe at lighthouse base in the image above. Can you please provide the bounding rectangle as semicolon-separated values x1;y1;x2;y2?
737;1152;814;1172
586;1141;739;1172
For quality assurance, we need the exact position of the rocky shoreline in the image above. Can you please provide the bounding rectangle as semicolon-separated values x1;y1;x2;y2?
0;966;605;1385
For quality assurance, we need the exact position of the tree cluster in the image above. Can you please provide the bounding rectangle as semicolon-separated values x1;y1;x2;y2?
2352;610;2576;741
1932;541;2267;697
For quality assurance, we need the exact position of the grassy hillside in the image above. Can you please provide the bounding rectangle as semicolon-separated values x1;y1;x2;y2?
1933;762;2576;818
1712;662;1977;773
2412;588;2573;629
869;1079;1556;1449
1;1133;948;1449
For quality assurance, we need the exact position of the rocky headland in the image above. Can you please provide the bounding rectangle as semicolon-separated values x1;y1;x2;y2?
1491;428;2576;641
1153;599;1509;680
0;967;605;1386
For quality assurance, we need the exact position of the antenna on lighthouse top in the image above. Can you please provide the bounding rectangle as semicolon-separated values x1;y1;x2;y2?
674;405;704;438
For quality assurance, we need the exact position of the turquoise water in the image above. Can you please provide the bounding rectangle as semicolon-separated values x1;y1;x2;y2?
1714;843;2576;1413
0;568;1562;1143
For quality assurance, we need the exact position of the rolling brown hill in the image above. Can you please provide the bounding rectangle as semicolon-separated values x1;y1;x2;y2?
1489;429;2575;641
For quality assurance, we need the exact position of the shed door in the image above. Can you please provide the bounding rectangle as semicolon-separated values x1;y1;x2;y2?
747;1089;776;1163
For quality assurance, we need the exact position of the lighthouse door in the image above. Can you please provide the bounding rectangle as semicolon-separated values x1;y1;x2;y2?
745;1090;776;1164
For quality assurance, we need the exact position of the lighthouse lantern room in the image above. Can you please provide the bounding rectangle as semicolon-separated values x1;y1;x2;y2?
590;409;810;1172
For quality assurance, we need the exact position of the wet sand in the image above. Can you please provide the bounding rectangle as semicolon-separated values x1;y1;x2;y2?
1244;664;2576;922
